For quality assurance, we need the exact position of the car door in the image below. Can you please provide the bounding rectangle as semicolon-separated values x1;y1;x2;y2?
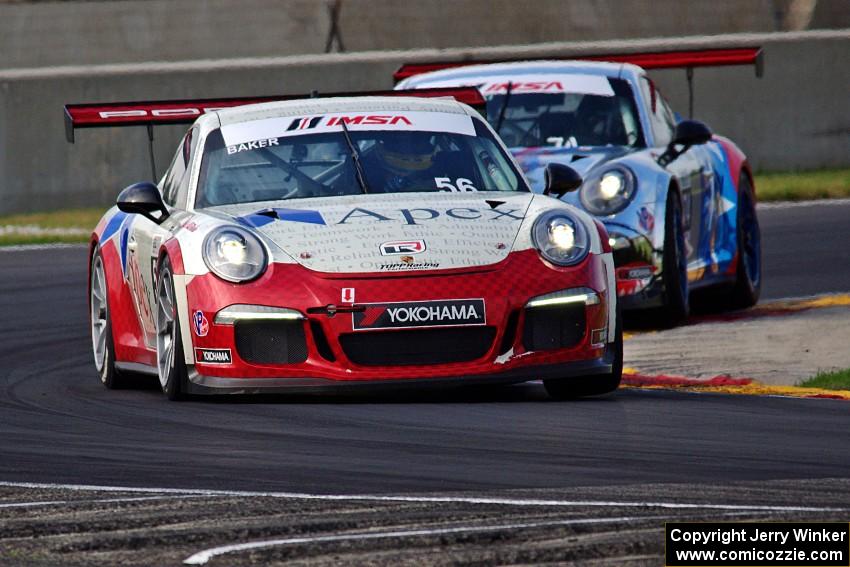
125;129;195;349
641;78;712;269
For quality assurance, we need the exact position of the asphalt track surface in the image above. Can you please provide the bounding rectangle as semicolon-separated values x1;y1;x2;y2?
1;201;849;565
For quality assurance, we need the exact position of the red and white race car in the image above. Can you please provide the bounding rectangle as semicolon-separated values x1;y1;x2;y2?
68;89;622;400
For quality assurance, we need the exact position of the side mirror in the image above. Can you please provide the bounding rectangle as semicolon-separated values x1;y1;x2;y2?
543;163;583;198
672;120;712;147
116;182;170;224
658;120;713;166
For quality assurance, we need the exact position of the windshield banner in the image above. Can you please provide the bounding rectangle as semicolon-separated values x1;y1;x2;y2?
415;74;615;97
220;110;476;148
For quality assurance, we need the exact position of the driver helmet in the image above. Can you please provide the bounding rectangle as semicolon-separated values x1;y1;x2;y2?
377;133;436;175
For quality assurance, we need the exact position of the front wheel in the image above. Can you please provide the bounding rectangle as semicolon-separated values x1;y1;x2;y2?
728;175;761;309
156;257;188;401
90;248;128;389
543;309;623;399
657;188;689;327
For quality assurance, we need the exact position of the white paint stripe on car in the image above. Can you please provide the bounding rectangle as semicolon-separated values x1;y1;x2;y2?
0;480;843;513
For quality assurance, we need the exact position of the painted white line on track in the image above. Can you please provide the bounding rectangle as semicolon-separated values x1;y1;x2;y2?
0;243;87;252
183;515;667;565
0;225;88;236
0;480;843;513
0;494;207;509
0;500;69;509
758;198;850;210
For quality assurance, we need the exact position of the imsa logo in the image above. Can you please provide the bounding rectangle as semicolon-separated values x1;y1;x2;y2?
287;114;413;130
195;348;233;364
353;299;485;330
380;240;426;256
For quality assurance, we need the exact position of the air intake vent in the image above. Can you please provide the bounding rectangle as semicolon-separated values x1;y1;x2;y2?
339;327;496;366
234;320;308;364
523;303;585;351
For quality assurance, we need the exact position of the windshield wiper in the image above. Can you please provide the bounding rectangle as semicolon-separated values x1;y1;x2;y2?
338;121;370;194
494;81;513;135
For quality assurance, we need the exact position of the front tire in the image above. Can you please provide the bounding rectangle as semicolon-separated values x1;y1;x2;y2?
543;309;623;399
657;188;689;326
156;257;188;401
729;174;761;309
90;248;128;389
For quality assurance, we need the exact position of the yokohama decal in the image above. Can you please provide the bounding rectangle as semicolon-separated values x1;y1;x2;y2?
353;299;485;330
194;348;232;364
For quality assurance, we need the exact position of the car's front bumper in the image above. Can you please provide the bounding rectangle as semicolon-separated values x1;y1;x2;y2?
603;221;665;310
181;249;616;390
184;350;617;395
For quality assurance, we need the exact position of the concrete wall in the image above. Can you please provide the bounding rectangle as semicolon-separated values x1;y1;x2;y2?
0;30;848;215
3;0;850;69
0;0;329;69
645;33;850;176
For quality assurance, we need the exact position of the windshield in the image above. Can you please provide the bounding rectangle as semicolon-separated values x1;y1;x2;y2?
483;77;644;149
195;114;528;208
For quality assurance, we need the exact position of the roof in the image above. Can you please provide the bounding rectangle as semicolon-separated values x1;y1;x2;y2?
397;60;645;89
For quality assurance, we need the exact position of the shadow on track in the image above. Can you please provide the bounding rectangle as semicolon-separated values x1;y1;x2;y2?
113;371;621;405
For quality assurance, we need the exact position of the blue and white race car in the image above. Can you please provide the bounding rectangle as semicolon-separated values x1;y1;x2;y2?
396;49;763;324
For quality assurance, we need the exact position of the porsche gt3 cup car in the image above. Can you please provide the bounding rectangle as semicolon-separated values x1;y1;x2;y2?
395;49;763;324
70;91;621;400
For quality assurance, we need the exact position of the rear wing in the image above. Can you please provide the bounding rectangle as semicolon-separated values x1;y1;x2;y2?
393;48;764;82
393;47;763;118
63;86;486;143
64;87;486;179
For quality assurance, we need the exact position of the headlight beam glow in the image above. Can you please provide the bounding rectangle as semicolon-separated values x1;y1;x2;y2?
549;222;575;250
599;172;624;200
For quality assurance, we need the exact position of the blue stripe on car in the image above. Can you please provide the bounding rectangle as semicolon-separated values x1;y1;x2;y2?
100;211;128;242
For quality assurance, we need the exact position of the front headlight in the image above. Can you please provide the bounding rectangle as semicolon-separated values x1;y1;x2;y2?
580;165;636;216
203;226;267;283
532;210;590;266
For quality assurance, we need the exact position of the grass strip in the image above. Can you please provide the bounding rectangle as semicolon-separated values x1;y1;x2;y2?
798;368;850;391
0;208;104;229
0;234;89;246
755;168;850;201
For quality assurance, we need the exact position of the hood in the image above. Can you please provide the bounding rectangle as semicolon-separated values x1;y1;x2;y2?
510;146;631;193
205;192;534;274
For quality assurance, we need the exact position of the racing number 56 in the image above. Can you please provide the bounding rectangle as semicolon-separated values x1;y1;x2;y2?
435;177;477;192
